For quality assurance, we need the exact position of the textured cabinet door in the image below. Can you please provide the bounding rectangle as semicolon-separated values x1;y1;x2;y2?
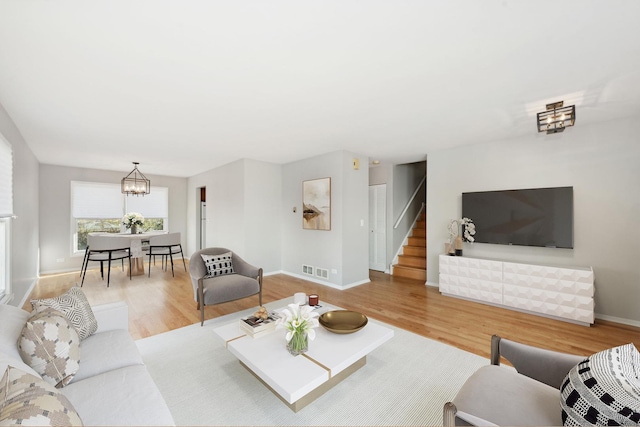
502;262;595;324
439;255;503;304
439;255;595;325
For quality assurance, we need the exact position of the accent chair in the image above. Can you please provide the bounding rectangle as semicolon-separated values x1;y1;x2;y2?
189;247;263;326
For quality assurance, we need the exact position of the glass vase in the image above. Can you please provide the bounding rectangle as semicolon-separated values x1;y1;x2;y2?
286;331;308;356
131;224;137;234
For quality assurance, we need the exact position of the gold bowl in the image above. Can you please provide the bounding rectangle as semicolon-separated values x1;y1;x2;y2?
319;310;368;334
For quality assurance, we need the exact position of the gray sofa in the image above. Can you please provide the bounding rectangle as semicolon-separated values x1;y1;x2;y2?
443;335;585;426
0;301;174;426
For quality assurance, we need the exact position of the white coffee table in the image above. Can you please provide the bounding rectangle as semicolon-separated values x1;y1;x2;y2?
212;301;394;412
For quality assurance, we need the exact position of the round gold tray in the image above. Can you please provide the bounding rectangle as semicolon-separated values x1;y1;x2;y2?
319;310;368;334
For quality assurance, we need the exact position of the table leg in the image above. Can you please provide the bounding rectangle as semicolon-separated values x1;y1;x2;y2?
130;257;145;276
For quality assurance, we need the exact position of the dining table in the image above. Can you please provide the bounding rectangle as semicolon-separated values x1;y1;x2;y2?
90;231;168;276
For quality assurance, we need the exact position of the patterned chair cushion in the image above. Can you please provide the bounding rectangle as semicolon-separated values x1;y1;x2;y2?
18;308;81;388
561;343;640;426
0;365;83;426
31;287;98;341
201;252;235;277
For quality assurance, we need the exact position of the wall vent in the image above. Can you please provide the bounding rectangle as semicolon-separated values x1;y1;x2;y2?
316;268;329;279
302;265;314;275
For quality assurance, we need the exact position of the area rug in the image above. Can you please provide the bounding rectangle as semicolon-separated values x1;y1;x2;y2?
135;299;489;426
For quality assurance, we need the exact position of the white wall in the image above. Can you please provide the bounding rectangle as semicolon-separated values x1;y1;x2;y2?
0;102;39;306
281;151;369;288
427;116;640;324
39;164;188;274
186;159;282;274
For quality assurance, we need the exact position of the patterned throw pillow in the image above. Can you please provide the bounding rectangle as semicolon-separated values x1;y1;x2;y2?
201;252;235;277
0;365;83;426
561;343;640;426
31;287;98;341
18;308;81;388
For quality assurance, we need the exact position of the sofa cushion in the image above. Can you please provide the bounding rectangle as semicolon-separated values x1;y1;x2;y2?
0;365;83;426
452;364;562;426
0;304;30;358
31;287;98;341
201;252;234;277
18;308;81;388
71;330;143;383
561;343;640;426
61;365;174;426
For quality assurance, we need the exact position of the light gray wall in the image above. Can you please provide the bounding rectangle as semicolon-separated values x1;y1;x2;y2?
0;102;39;307
186;159;282;274
244;159;282;273
340;152;370;285
281;151;369;288
39;164;188;274
427;116;640;325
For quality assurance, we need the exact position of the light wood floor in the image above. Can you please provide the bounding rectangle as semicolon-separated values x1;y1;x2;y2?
25;260;639;360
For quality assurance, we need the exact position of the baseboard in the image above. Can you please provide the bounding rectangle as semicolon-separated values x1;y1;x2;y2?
280;271;370;290
425;281;439;288
595;313;640;328
18;278;38;308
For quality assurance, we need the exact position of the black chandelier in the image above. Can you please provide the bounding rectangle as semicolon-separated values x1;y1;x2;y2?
121;162;150;196
537;101;576;134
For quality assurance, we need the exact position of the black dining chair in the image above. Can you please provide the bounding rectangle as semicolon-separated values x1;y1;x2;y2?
80;234;132;287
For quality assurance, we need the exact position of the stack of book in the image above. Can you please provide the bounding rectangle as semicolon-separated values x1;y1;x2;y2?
239;311;282;337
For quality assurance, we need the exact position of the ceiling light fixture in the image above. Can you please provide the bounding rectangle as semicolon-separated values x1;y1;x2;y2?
537;101;575;134
121;162;150;196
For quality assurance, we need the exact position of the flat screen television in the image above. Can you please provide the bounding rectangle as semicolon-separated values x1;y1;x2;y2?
462;186;574;249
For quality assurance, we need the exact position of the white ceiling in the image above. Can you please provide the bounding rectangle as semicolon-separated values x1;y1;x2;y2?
1;1;639;178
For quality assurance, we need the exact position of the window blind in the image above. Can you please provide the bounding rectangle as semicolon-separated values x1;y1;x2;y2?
71;181;123;218
0;137;13;218
126;187;168;218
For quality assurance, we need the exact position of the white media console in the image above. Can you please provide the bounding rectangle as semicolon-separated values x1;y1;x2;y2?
438;254;595;325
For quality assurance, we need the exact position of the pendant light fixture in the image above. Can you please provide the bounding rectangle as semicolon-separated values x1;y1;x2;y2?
537;101;576;134
121;162;150;196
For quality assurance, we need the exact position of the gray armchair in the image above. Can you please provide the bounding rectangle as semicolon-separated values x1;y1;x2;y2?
189;247;263;326
443;335;584;426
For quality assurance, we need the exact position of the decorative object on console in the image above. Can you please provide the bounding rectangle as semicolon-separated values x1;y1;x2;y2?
447;217;476;256
121;161;151;196
561;343;640;426
30;286;98;341
276;303;320;356
302;177;331;231
537;101;576;134
122;212;144;234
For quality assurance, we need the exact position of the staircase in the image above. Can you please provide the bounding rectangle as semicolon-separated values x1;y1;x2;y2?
392;211;426;280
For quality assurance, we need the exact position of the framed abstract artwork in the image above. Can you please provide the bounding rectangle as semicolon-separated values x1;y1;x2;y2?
302;177;331;230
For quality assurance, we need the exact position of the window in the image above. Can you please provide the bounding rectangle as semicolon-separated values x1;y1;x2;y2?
71;181;168;253
0;135;13;303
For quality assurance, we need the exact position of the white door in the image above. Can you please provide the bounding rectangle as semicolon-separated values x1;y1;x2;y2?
369;184;386;271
